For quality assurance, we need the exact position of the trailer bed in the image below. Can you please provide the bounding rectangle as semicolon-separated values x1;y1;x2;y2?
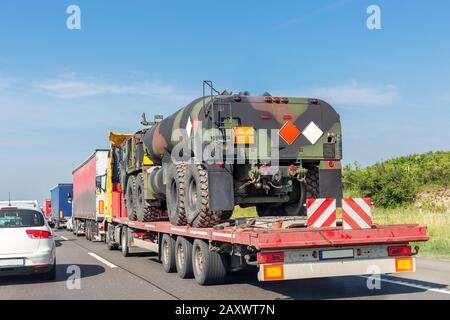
112;217;428;250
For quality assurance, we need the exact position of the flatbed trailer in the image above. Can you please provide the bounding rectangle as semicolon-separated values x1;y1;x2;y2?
106;216;428;285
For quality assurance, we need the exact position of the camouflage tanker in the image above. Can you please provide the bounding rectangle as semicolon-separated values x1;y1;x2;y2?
115;88;343;228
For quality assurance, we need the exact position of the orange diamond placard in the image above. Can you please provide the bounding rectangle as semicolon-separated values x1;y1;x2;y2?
279;121;301;145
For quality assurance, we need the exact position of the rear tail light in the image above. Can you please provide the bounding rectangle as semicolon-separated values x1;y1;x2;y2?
257;251;284;263
388;245;412;257
26;230;53;239
260;114;271;119
98;225;104;232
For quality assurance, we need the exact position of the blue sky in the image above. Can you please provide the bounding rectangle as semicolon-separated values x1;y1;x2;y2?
0;0;449;204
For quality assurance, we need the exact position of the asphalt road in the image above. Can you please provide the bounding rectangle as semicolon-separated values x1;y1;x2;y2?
1;229;449;300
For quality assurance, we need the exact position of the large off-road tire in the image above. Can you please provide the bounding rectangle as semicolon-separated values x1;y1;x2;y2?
135;173;146;222
256;179;307;217
192;239;228;285
126;175;137;221
306;165;320;199
175;236;193;279
166;163;187;226
161;234;176;273
184;164;222;228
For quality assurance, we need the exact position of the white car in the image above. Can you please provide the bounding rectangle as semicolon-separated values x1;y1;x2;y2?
0;205;56;280
66;216;73;232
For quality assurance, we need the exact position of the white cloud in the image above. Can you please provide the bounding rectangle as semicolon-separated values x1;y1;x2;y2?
34;77;191;102
309;81;398;107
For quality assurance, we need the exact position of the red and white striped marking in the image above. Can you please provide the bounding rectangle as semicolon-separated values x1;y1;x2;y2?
307;198;337;228
342;198;373;230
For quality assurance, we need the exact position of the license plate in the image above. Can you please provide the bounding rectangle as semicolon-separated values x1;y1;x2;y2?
0;259;25;268
320;249;354;260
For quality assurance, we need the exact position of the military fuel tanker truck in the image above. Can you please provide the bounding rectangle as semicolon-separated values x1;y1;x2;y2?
114;82;343;228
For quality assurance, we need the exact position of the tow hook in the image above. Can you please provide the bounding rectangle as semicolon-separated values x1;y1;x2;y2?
412;245;420;255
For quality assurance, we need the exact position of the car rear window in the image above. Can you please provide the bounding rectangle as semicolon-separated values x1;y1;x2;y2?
0;209;45;228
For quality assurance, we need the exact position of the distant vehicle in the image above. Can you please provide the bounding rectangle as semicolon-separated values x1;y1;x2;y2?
50;184;73;229
0;200;39;210
72;150;108;241
0;205;56;280
66;217;73;232
44;199;52;218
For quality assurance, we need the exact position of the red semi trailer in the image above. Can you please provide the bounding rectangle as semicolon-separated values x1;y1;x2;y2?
103;134;428;286
72;150;109;241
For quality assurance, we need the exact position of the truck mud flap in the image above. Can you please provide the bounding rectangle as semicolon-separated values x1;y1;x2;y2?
207;166;234;212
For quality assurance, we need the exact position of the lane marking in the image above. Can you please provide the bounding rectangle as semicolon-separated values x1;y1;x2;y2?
59;235;69;241
88;252;118;269
358;275;450;296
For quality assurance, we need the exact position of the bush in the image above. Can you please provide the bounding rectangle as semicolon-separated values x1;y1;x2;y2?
343;151;449;208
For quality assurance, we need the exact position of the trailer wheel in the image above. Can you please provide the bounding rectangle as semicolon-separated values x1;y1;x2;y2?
175;236;193;278
126;175;138;221
106;224;117;250
185;164;222;228
192;239;228;285
86;221;91;241
166;163;187;226
121;227;131;257
161;234;176;273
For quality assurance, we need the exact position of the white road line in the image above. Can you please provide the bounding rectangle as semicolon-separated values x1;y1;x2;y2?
88;252;118;269
59;235;69;241
358;275;450;296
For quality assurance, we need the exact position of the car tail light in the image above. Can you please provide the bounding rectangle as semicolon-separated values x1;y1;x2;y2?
388;245;412;257
257;251;284;263
98;225;104;231
260;114;271;119
26;230;53;239
282;115;292;120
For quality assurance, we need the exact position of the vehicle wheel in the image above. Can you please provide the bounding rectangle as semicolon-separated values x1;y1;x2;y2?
41;260;56;281
306;165;319;199
256;180;307;217
121;227;130;257
73;220;77;235
106;224;117;250
166;163;187;226
184;164;222;228
135;173;146;221
161;234;176;273
86;221;91;241
175;236;193;278
192;239;228;285
126;175;138;221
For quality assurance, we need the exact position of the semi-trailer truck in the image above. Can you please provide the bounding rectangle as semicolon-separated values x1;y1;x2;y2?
72;150;109;241
95;87;428;286
50;184;73;229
